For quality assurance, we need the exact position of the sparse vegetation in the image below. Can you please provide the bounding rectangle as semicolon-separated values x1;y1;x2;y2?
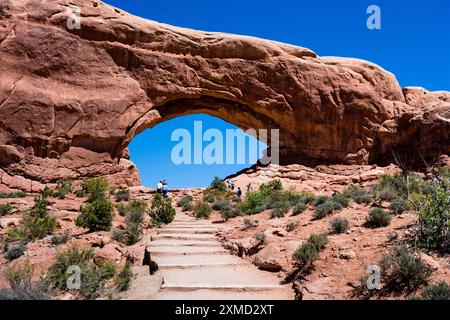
292;233;328;271
54;179;73;199
364;208;391;228
44;245;116;300
113;200;146;245
389;197;408;214
176;195;193;210
193;201;213;219
116;202;127;217
343;186;372;204
330;217;349;234
115;188;129;202
255;232;266;245
286;222;297;232
76;197;115;232
208;176;227;192
292;202;307;216
313;201;334;220
243;218;258;229
51;231;70;246
412;281;450;300
82;177;109;203
148;193;176;225
0;191;26;199
270;201;290;219
0;203;12;216
3;244;26;261
313;195;329;207
114;260;133;292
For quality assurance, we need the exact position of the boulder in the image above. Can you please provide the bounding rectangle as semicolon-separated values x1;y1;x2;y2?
253;243;283;272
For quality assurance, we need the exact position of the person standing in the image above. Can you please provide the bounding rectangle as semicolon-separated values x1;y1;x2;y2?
156;181;163;194
236;187;242;199
162;182;169;198
246;183;253;194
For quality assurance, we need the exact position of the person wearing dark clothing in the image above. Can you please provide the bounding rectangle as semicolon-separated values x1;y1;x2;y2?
236;187;242;198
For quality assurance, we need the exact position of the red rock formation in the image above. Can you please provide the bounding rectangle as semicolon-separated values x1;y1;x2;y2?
0;0;449;190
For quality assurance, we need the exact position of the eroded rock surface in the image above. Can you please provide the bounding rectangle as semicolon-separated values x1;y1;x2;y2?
0;0;449;190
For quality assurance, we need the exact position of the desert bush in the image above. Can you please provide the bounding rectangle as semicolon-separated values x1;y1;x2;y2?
387;231;399;242
182;202;194;212
82;177;109;202
42;186;53;198
212;199;232;211
115;188;129;202
313;195;329;207
389;197;408;214
74;190;85;198
0;191;26;199
292;202;307;216
414;175;450;251
176;195;193;208
292;233;328;270
313;201;334;220
51;231;70;246
414;282;450;300
193;201;213;219
331;192;349;208
202;193;216;203
116;202;127;217
255;232;266;245
330;217;349;234
148;193;176;225
4;244;26;261
373;173;424;201
364;208;391;228
286;222;297;232
296;192;317;205
221;207;241;221
114;260;133;292
54;180;73;199
127;200;147;222
0;203;12;216
0;260;49;300
44;245;116;300
380;246;433;294
344;186;372;204
76;197;114;232
115;200;146;245
259;180;283;193
243;218;258;229
270;201;290;219
208;176;227;192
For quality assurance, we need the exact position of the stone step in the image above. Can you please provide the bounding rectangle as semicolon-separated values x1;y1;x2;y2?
157;228;217;234
161;284;287;292
152;288;293;300
158;262;246;269
149;246;228;255
151;233;217;241
146;239;221;247
153;253;244;266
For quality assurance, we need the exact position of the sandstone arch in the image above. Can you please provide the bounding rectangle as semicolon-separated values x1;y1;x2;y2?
0;0;449;191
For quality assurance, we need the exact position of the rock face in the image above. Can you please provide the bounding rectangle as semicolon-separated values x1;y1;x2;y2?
0;0;449;190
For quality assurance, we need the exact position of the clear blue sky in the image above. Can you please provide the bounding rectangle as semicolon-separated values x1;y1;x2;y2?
103;0;450;188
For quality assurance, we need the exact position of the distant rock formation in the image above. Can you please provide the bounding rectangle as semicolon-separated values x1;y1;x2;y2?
0;0;449;191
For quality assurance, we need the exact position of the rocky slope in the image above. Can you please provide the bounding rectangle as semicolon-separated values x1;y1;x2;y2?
0;0;449;192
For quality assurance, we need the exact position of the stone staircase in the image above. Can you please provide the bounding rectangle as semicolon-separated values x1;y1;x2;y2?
125;212;294;300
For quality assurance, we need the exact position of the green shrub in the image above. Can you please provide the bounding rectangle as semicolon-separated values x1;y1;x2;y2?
74;190;85;198
296;192;317;205
313;195;329;207
193;201;213;219
4;244;26;261
387;231;399;242
54;180;73;199
344;186;372;204
176;195;193;208
76;198;115;232
330;217;349;234
82;177;109;203
114;260;133;291
292;233;328;269
380;246;433;294
221;207;241;221
115;188;129;202
149;193;176;225
374;174;424;201
0;191;26;199
307;233;329;251
1;260;49;300
202;193;216;203
286;222;297;232
292;202;307;216
243;218;258;229
44;245;116;300
51;231;70;246
389;197;408;214
116;202;127;217
270;201;290;219
212;199;232;211
259;180;283;193
0;203;12;216
313;201;334;220
255;232;266;244
42;186;53;199
182;202;194;212
414;175;449;251
332;192;349;208
114;200;146;245
364;208;391;228
416;282;450;300
208;177;227;192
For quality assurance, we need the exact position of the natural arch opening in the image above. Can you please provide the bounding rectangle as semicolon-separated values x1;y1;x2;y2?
128;114;268;188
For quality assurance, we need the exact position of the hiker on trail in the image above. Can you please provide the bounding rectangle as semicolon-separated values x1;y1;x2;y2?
246;183;253;194
156;181;163;194
230;180;235;191
162;182;169;198
236;187;242;199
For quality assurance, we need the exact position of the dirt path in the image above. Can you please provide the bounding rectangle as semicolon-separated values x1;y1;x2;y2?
125;212;294;300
